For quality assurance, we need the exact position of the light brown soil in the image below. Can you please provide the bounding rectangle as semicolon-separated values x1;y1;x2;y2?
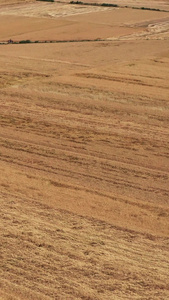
0;1;169;300
0;2;169;41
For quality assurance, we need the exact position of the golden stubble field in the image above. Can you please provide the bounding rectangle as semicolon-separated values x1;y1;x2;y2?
0;1;169;299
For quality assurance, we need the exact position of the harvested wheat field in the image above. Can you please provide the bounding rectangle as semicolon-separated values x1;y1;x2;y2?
0;0;169;299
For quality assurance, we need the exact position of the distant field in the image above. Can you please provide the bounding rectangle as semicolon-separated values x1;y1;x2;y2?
63;0;169;11
0;2;169;41
0;0;168;10
0;0;33;5
0;1;169;299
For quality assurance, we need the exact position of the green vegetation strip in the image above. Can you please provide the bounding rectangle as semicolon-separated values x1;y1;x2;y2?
0;38;105;45
36;0;54;2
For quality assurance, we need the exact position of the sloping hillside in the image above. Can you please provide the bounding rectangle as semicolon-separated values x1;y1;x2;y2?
0;1;169;299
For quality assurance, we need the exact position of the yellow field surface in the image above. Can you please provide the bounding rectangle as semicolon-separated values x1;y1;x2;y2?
0;1;169;299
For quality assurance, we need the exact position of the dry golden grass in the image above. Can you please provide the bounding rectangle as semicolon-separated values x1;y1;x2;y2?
1;194;169;299
0;1;169;299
